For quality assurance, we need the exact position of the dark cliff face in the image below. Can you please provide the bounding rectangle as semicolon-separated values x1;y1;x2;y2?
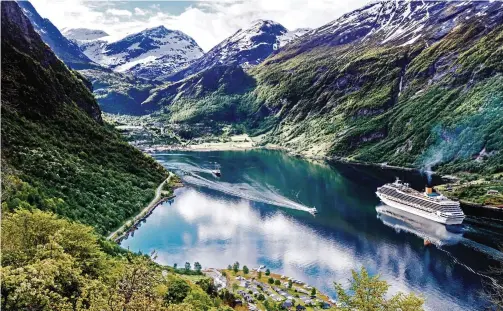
2;1;102;123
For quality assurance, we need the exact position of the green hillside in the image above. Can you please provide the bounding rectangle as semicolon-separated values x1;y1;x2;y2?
1;1;168;234
140;5;503;205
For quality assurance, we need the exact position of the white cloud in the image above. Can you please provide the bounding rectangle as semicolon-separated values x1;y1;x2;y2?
134;7;147;16
30;0;371;51
106;8;133;17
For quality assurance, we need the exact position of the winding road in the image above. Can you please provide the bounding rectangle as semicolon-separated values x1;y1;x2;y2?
107;172;175;240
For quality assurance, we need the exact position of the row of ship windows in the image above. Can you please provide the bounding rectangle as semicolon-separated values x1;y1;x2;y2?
381;193;436;214
382;193;464;218
381;188;444;211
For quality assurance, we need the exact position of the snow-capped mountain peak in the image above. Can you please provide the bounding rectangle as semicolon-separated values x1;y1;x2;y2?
221;19;287;53
168;19;290;80
66;25;204;81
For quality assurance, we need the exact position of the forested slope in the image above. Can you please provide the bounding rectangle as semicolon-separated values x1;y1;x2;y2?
1;1;167;234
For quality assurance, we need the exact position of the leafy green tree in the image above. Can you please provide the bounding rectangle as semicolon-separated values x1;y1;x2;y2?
183;287;213;311
243;265;249;274
311;288;316;296
233;261;240;273
265;269;271;276
227;264;232;270
194;262;202;273
268;277;274;284
258;271;262;279
165;278;192;304
334;267;424;311
258;293;265;301
232;283;239;292
275;279;281;286
218;289;236;305
196;278;218;298
185;262;192;272
288;280;293;289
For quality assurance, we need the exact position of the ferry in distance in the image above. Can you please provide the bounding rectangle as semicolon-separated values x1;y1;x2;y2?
376;178;465;225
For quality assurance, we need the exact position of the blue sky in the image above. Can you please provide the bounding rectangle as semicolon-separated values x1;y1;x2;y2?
30;0;370;51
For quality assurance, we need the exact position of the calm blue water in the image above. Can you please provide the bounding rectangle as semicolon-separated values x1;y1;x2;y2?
122;150;503;311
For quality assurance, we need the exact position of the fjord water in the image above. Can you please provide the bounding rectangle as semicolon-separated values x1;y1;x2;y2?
122;150;503;310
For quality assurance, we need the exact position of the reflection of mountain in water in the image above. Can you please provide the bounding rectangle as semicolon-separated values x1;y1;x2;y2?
376;205;464;246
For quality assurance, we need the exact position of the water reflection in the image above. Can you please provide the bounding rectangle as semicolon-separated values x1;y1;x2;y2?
376;205;464;247
124;187;485;310
122;150;503;311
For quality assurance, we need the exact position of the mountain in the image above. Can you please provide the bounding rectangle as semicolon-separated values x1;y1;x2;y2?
142;64;256;122
1;1;167;234
79;68;158;115
147;1;503;177
16;1;97;69
169;19;288;81
66;25;204;81
14;2;155;114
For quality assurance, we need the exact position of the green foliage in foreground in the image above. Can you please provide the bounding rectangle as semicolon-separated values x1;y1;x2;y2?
0;209;234;311
334;268;424;311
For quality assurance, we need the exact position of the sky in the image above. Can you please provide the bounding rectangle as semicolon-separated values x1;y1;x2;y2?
29;0;371;51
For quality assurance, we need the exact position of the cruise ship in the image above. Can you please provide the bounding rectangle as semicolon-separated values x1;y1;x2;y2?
376;179;465;225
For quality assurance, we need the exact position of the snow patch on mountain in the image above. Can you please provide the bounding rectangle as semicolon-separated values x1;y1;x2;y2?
65;25;204;80
278;28;311;47
169;19;289;81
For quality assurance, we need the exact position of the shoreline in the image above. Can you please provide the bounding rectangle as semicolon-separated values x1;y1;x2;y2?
107;172;183;243
141;142;500;212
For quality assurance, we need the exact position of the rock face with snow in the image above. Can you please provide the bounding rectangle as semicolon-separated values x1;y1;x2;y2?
278;28;311;48
293;0;502;50
65;26;204;81
169;20;288;81
17;1;97;69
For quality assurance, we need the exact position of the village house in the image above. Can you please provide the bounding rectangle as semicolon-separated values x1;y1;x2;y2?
282;300;293;309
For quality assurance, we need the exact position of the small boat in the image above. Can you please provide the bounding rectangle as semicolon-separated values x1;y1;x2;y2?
212;162;221;177
309;207;318;215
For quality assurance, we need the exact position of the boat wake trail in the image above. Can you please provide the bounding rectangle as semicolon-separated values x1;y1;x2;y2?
182;172;316;214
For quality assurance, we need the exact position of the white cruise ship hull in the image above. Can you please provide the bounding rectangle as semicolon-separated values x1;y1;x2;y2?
376;192;464;225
